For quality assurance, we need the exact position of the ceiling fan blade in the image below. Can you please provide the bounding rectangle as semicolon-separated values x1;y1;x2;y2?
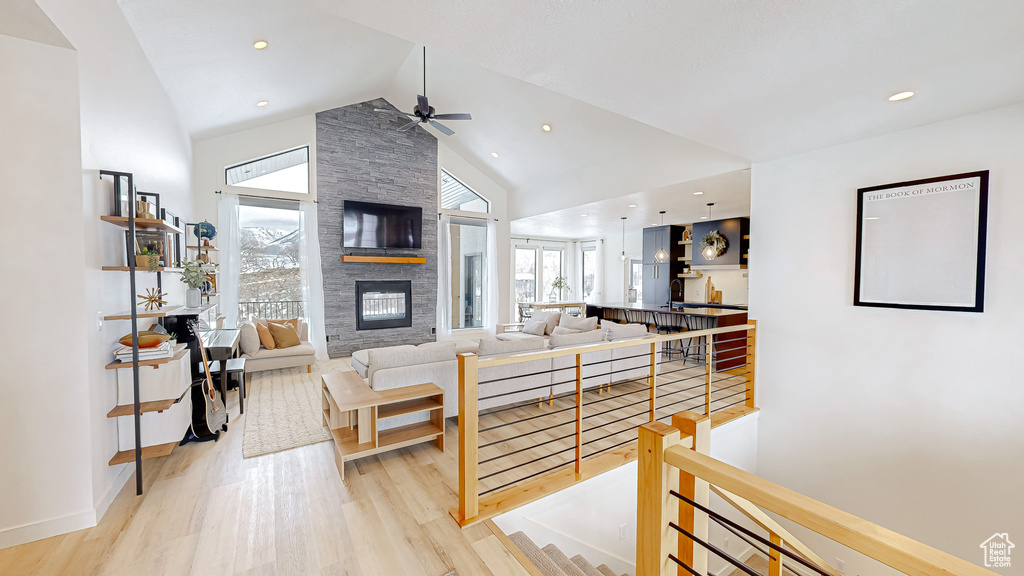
375;108;414;116
429;120;455;136
432;113;472;121
397;119;421;132
417;94;430;116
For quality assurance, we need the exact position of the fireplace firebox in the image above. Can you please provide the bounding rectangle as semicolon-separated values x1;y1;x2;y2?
355;280;413;330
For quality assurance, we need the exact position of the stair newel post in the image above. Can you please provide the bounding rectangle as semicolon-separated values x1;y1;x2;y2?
575;353;583;476
649;342;658;421
637;422;681;576
746;320;757;408
704;334;714;415
673;411;711;576
457;352;479;523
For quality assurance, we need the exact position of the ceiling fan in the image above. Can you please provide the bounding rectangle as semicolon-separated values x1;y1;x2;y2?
375;47;472;136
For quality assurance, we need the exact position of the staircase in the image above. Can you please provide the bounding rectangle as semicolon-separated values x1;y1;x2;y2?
509;531;629;576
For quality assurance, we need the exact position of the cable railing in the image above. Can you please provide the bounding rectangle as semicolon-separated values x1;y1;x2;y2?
238;300;305;320
636;411;999;576
451;320;758;527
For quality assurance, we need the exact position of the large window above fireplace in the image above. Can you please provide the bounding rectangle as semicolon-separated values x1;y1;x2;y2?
355;281;413;330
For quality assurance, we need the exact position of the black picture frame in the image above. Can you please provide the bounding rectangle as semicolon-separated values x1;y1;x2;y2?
854;170;988;312
161;210;181;266
111;175;131;217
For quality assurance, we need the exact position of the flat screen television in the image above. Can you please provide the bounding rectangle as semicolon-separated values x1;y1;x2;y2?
343;200;423;249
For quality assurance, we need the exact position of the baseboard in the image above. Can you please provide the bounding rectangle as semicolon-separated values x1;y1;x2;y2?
0;464;133;550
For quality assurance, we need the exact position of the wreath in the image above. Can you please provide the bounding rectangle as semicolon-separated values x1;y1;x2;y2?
700;231;728;260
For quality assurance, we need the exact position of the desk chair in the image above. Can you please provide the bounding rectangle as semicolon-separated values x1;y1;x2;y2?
209;358;247;414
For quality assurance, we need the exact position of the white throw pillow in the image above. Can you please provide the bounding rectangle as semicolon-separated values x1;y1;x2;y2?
239;321;261;356
606;322;651;341
551;325;581;335
531;310;560;335
548;329;606;349
559;313;598;332
477;337;547;356
523;319;547;336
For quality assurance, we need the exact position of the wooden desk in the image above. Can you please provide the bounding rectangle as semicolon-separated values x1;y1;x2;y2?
321;371;444;479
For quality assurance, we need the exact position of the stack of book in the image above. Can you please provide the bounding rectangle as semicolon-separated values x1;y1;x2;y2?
113;341;174;363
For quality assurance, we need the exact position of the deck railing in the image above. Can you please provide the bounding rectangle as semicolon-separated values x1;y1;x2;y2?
451;320;758;527
238;300;305;320
637;411;999;576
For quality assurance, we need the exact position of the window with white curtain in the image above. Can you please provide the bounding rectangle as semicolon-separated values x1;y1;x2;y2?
581;245;598;303
514;244;570;303
449;220;488;329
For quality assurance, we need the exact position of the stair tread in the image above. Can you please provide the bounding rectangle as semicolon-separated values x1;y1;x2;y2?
509;532;569;576
570;554;605;576
595;565;617;576
542;543;589;576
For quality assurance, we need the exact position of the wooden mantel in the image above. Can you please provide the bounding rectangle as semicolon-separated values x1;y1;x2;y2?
341;255;426;264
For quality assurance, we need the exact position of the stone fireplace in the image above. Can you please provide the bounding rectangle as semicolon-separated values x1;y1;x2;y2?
355;281;412;331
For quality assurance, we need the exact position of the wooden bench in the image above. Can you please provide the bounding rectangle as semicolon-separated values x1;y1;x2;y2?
321;371;444;479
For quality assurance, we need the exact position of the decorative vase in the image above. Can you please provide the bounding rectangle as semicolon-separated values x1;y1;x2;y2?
549;288;557;303
186;288;202;308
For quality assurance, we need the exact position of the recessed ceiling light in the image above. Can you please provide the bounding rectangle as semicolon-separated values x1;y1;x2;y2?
253;40;268;50
491;152;499;158
693;191;704;195
598;229;604;232
700;216;708;220
542;124;551;132
864;217;880;220
628;204;637;208
888;91;915;101
580;214;588;217
256;100;268;107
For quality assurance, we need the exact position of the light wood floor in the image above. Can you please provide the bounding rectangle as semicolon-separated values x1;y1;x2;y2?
0;381;531;576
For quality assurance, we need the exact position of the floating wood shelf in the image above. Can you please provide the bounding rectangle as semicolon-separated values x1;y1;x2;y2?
743;235;750;240
107;398;178;418
104;309;169;321
677;273;704;279
105;343;188;370
186;245;218;251
677;257;692;262
100;215;183;234
102;266;183;273
677;240;693;245
341;255;426;264
109;441;176;466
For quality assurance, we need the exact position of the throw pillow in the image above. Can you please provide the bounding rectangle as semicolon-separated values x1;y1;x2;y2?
559;313;598;332
548;329;606;349
606;322;651;341
253;317;298;331
477;337;547;356
523;319;547;336
239;321;260;356
267;321;300;348
551;325;581;335
531;310;560;335
256;322;276;350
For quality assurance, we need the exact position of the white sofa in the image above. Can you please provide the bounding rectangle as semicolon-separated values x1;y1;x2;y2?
239;319;317;373
349;322;659;429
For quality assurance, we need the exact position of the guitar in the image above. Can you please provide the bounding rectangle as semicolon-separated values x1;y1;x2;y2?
188;321;228;439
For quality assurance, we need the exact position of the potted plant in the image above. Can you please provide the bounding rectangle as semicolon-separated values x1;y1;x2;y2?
136;248;159;271
549;276;571;302
181;259;206;307
167;331;178;347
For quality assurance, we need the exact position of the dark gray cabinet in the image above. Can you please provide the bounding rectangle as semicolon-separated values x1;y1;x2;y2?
641;225;686;305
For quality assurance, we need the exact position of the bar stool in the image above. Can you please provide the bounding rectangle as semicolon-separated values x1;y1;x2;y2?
684;314;716;365
624;309;652;329
654;312;685;357
209;358;247;414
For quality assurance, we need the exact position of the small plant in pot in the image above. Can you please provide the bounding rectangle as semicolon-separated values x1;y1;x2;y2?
181;259;206;308
136;248;160;272
549;276;571;302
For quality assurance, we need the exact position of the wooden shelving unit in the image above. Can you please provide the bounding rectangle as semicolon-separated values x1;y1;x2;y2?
108;441;177;466
106;398;177;418
104;343;188;370
677;272;703;279
185;221;219;302
101;215;183;233
341;255;426;264
102;266;183;273
185;245;218;251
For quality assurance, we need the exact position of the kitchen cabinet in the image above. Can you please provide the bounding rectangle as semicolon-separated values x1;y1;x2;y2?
641;225;686;305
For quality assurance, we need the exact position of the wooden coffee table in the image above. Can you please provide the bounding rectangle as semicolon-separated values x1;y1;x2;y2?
321;371;444;479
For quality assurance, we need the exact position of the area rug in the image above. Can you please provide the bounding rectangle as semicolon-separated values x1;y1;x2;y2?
242;366;333;458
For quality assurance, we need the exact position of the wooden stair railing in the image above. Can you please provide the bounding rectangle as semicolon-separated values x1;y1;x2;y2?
637;412;1000;576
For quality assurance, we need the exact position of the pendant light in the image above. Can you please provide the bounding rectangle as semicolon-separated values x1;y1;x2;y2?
701;203;718;260
619;217;628;263
654;210;669;263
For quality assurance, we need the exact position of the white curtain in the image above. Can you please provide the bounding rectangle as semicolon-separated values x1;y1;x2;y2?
483;219;499;333
299;202;329;362
218;194;240;327
436;214;452;338
594;239;605;302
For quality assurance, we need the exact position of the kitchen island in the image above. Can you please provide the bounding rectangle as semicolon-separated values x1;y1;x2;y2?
587;301;749;371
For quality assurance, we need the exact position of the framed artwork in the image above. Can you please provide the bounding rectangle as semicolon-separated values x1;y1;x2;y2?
126;230;168;266
161;210;182;266
854;170;988;312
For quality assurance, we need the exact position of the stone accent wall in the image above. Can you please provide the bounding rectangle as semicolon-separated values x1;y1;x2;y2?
317;98;438;357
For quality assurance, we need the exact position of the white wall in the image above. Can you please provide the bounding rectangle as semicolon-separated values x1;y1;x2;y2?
0;31;91;549
0;0;194;548
749;103;1024;571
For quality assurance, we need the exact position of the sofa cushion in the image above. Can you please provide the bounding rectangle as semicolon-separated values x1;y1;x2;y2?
367;342;457;378
496;332;545;342
267;321;300;348
244;341;315;359
351;349;370;378
523;319;547;336
549;329;606;349
532;310;560;335
239;321;260;356
453;340;479;354
551;325;581;336
478;337;547;356
559;313;598;332
256;322;276;350
606;322;651;341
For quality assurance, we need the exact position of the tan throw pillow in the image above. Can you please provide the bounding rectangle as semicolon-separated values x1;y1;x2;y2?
238;321;260;356
267;321;300;348
256;322;276;350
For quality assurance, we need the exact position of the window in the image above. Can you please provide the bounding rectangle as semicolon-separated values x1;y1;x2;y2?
441;168;489;212
630;259;643;293
226;147;309;195
581;246;598;303
542;248;564;301
515;247;537;304
449;220;488;329
237;197;304;320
